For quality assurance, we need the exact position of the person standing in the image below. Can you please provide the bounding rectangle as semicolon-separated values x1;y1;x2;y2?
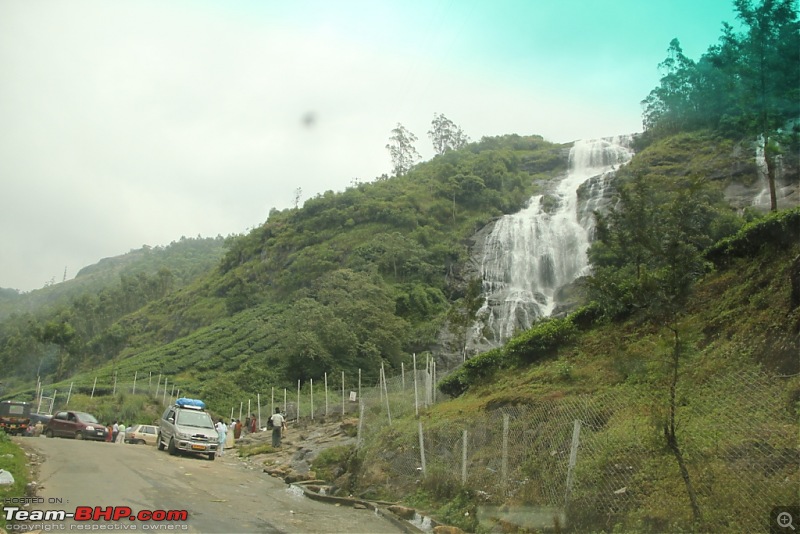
249;413;257;434
215;419;227;457
111;421;119;443
269;408;285;448
226;420;235;449
234;419;242;440
117;422;126;444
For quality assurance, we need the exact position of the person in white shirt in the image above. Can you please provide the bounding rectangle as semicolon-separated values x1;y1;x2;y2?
215;419;227;456
269;408;286;448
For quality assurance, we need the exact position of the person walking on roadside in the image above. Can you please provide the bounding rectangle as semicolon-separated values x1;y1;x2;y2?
215;419;227;457
269;408;285;448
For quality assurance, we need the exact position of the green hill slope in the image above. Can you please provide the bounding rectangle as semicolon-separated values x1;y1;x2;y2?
354;210;799;532
1;135;570;401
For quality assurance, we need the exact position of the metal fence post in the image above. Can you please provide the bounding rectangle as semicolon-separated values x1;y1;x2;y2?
357;401;365;448
413;354;419;417
418;421;426;477
381;364;392;425
462;429;468;485
502;413;509;494
564;419;582;509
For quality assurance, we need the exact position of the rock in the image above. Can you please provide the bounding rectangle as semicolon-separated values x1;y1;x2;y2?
388;505;416;520
292;448;309;461
284;471;314;484
0;469;14;485
433;526;465;534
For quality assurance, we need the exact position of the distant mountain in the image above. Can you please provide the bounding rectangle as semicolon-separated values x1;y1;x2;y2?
0;236;228;321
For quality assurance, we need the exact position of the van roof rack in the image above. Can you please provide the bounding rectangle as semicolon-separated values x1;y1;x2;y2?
175;398;206;410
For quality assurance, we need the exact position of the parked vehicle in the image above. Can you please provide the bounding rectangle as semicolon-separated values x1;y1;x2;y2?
125;424;158;445
44;411;108;441
157;398;218;460
0;400;31;436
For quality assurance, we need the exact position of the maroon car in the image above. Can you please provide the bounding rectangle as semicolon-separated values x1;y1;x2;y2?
44;411;108;441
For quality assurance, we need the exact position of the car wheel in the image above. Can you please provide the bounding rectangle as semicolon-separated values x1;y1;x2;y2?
207;453;215;461
44;429;54;438
167;438;177;455
75;431;84;440
157;434;165;450
137;439;145;445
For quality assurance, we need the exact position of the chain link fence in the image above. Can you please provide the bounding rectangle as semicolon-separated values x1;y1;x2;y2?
29;361;799;531
357;368;799;532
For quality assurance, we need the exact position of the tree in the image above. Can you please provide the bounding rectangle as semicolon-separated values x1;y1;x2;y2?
730;0;799;211
386;123;421;176
586;172;741;528
640;0;799;200
428;113;470;155
641;39;698;134
294;187;302;209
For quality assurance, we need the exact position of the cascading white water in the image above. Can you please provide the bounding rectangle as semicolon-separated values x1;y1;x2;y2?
754;135;788;209
466;137;634;354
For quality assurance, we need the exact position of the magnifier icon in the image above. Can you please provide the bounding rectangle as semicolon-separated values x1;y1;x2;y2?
778;511;796;530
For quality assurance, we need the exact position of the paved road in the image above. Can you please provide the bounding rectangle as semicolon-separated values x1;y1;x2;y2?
11;436;406;533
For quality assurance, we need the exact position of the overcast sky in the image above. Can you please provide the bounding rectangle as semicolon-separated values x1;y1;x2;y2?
1;0;738;292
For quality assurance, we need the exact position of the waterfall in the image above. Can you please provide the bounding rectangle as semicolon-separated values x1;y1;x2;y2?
466;136;634;355
754;135;788;209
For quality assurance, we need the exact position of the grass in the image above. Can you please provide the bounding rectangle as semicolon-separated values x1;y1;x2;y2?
353;242;800;532
311;445;355;482
0;431;31;531
237;443;277;457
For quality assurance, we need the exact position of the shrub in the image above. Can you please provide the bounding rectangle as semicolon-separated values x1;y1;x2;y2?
312;445;355;482
438;348;505;397
505;317;578;362
706;207;800;266
438;371;469;398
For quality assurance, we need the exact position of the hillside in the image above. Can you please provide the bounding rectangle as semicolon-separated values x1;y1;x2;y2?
348;212;799;532
0;134;572;401
2;129;797;404
0;236;228;391
0;236;227;319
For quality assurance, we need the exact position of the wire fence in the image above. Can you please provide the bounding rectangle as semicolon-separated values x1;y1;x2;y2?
357;368;799;532
28;360;798;531
31;360;435;429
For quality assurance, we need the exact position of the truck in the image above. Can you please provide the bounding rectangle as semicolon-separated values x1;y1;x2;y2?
0;400;32;436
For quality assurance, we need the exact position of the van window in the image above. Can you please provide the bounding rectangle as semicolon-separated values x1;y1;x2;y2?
176;410;214;429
